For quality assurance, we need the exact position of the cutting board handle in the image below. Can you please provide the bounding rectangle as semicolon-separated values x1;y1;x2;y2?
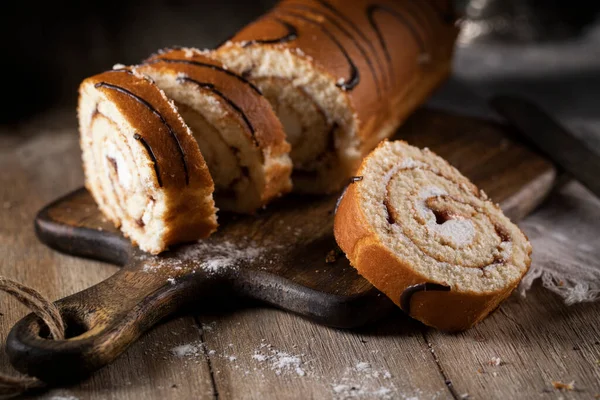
6;260;222;384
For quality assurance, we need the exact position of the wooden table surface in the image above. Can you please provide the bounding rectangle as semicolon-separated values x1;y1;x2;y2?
1;109;599;400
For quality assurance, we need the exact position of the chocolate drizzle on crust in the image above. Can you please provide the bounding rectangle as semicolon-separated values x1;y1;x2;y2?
176;77;258;146
367;4;427;84
314;0;382;62
241;17;298;47
146;58;263;96
281;2;383;96
94;82;189;185
334;176;364;214
277;10;360;91
133;133;163;187
400;283;451;315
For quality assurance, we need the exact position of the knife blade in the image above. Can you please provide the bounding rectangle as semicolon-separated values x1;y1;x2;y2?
490;95;600;199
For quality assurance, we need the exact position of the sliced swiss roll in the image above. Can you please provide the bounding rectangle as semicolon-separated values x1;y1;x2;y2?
78;68;217;254
135;48;292;213
334;141;532;331
214;0;458;193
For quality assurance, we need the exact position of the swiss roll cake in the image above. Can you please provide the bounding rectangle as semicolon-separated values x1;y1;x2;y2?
214;0;459;193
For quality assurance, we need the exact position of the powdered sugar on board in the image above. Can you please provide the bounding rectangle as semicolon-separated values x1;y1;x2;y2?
47;395;79;400
252;341;307;377
164;326;425;399
330;362;397;399
140;240;265;279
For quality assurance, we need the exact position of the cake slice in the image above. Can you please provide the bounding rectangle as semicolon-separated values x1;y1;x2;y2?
214;0;458;193
135;48;292;213
334;141;532;331
78;68;217;254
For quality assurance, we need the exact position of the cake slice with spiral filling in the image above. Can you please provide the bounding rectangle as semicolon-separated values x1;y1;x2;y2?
135;48;292;213
334;141;532;331
78;68;217;254
214;0;458;193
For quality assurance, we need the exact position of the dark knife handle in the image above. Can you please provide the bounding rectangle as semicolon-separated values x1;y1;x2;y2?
490;95;600;199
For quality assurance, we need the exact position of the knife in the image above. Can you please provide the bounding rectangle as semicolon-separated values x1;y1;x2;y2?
490;95;600;199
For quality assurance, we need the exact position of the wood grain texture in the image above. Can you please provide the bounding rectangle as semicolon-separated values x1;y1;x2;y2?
196;308;449;400
6;108;556;384
4;107;598;400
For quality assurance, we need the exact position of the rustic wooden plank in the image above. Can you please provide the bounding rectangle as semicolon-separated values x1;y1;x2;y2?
7;107;558;384
198;307;452;400
425;181;600;400
0;106;572;400
26;320;215;400
0;112;214;399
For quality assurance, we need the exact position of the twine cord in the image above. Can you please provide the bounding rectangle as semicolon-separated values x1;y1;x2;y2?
0;277;65;397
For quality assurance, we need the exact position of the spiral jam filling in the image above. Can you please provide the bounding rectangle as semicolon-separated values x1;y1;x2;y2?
383;163;513;270
251;76;338;177
133;49;293;213
88;107;158;232
173;101;252;203
353;141;533;298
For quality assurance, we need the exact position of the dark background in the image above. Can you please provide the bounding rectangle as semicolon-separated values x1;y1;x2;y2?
0;0;277;123
2;0;600;127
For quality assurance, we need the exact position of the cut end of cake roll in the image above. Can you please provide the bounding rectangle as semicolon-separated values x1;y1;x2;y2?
214;0;459;193
334;141;532;331
135;47;292;214
78;67;218;254
215;41;356;194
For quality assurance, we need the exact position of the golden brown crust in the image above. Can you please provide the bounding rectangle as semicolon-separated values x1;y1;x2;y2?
136;49;292;209
218;0;458;184
79;69;217;253
334;141;532;332
141;48;291;158
84;69;214;191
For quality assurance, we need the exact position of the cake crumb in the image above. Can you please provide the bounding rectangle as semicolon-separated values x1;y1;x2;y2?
355;362;371;372
552;380;575;391
170;342;203;358
252;345;307;377
488;357;503;366
325;248;342;264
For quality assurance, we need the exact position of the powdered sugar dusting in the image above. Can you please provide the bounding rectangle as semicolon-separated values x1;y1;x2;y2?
331;361;397;399
183;47;195;58
417;186;475;248
252;342;307;377
165;334;432;399
141;240;264;282
435;219;476;248
171;342;204;358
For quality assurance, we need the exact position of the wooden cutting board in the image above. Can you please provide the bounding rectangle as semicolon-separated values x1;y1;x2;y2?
6;108;556;384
